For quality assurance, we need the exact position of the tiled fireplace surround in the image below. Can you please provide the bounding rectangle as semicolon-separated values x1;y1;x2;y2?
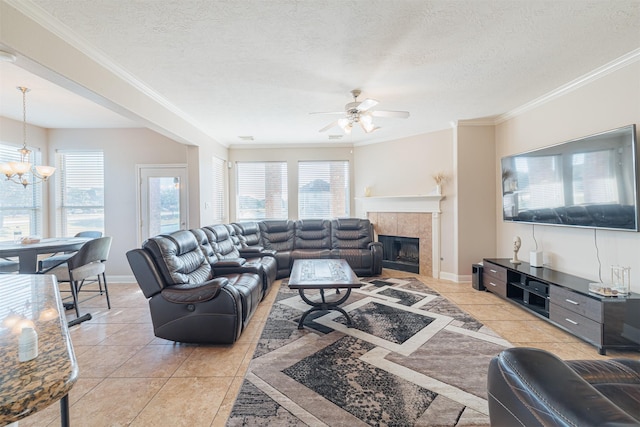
359;195;443;278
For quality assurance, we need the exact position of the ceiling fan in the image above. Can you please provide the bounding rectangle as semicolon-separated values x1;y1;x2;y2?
311;89;410;134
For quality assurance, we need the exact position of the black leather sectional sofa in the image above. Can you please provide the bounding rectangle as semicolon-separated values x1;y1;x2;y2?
488;347;640;426
126;218;382;344
514;204;637;229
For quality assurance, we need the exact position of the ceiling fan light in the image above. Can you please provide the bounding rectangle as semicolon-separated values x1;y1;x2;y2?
344;123;352;135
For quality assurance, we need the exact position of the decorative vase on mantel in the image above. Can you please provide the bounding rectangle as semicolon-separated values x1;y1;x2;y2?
436;184;442;195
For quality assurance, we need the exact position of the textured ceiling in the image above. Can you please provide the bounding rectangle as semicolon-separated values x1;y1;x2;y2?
2;0;640;147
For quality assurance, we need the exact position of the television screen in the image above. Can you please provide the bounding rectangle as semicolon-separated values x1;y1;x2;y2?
501;124;639;231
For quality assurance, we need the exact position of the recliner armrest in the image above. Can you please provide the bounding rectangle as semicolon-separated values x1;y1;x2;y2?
239;249;276;259
214;258;246;267
240;246;264;253
161;277;228;304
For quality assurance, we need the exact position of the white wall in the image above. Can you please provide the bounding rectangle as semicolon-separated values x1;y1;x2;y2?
495;61;640;292
47;128;193;278
228;145;354;221
192;141;229;226
352;130;457;276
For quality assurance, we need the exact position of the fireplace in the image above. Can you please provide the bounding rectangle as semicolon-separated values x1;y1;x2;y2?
359;194;443;277
378;235;420;273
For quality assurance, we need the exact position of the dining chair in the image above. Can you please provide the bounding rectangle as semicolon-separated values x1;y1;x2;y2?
44;236;112;319
38;231;103;272
0;257;19;273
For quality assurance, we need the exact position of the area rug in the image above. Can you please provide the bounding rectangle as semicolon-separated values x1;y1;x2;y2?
226;277;511;426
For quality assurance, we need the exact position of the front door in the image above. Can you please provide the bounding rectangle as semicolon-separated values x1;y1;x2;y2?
138;165;188;244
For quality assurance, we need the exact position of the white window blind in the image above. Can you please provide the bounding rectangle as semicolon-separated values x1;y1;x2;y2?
236;162;288;220
0;143;43;241
298;161;349;219
212;156;226;224
56;151;104;236
572;150;618;204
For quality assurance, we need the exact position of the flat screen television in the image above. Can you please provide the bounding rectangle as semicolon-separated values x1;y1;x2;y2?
501;124;639;231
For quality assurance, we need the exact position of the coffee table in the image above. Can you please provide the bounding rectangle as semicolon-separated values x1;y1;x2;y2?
288;259;361;329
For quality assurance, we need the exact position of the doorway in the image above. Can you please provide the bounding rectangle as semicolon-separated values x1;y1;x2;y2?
137;165;188;244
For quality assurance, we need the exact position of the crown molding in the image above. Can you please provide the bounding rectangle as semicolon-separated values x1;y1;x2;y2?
497;48;640;124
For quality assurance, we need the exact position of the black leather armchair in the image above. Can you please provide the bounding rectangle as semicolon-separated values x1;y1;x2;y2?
126;230;262;344
488;347;640;426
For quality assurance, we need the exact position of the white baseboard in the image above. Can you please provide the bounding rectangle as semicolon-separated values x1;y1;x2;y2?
106;275;136;284
438;271;472;284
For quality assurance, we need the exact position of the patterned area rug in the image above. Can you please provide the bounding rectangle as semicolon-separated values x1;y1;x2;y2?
227;277;511;426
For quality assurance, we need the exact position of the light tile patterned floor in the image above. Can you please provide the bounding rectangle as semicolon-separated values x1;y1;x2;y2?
18;270;638;426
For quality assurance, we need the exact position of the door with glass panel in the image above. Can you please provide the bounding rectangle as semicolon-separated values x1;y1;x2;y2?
138;165;188;243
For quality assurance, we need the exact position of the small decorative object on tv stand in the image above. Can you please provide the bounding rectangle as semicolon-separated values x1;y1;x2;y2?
611;265;630;295
510;236;521;265
590;266;632;296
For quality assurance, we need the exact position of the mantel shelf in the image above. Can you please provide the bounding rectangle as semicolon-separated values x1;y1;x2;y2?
355;194;444;214
354;194;445;201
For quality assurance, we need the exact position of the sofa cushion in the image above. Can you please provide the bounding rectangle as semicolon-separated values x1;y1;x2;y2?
233;222;263;248
259;220;295;252
161;277;226;304
190;228;219;265
142;230;211;286
207;224;241;259
331;218;373;249
294;219;331;249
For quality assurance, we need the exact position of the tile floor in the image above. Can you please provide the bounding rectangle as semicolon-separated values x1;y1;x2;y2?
19;270;639;426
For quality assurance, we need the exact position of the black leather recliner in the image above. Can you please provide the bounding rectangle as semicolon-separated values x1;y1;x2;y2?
488;347;640;426
258;220;295;279
331;218;383;276
291;219;332;261
207;224;277;298
126;230;262;344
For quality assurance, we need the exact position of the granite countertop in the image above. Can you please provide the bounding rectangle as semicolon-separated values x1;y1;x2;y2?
0;274;78;425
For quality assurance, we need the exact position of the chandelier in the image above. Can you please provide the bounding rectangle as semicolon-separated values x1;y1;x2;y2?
0;87;56;187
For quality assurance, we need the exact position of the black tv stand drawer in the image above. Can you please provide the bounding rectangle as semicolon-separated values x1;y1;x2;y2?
482;258;640;355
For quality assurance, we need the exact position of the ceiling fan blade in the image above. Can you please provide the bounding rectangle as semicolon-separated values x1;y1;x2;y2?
319;120;340;132
371;110;410;118
356;98;379;112
310;111;345;115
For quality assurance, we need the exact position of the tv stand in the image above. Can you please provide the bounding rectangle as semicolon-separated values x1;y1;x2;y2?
483;258;640;355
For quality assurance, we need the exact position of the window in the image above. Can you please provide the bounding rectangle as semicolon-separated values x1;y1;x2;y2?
212;156;227;224
236;162;288;220
298;161;349;218
572;150;618;204
0;143;43;241
56;151;104;236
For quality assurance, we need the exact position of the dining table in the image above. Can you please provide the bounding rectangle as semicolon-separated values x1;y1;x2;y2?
0;274;78;426
0;237;90;273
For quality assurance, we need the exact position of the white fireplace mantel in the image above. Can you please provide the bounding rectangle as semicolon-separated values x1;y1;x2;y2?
355;194;444;214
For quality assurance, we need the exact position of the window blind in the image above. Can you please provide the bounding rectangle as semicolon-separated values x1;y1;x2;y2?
212;156;226;223
56;151;104;236
236;161;288;220
0;143;43;240
298;160;349;219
